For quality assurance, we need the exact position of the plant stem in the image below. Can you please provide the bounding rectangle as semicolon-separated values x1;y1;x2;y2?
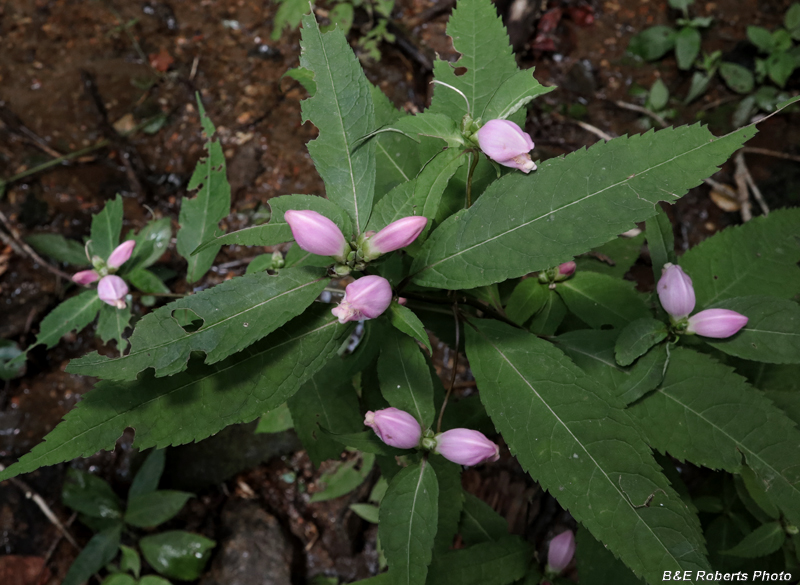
465;150;480;208
436;302;460;433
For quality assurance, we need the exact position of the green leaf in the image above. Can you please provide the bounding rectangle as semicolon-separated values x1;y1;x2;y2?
645;205;675;282
68;267;328;380
379;460;439;585
387;303;432;355
786;3;800;38
615;318;668;367
96;303;132;354
459;492;509;546
482;69;555;121
382;114;465;148
138;577;172;585
575;233;645;279
411;123;756;289
0;308;348;482
675;27;701;70
767;51;797;87
125;490;193;528
528;289;566;335
628;26;677;61
119;545;141;579
310;453;375;502
91;195;124;261
747;26;775;52
648;78;669;111
703;296;800;364
556;272;651;329
62;469;123;519
299;13;375;233
129;448;166;498
256;403;294;433
25;233;88;266
505;279;547;326
764;388;800;426
0;339;24;380
102;573;136;585
350;503;380;523
177;97;231;283
684;72;712;104
739;464;781;520
140;531;215;581
626;347;800;526
63;525;123;585
127;268;170;294
378;328;436;427
720;63;755;94
271;0;307;40
576;527;645;585
323;3;354;33
430;455;463;553
466;320;710;583
320;428;411;457
127;218;171;271
372;85;422;200
723;522;785;558
194;193;353;253
679;208;800;309
425;536;530;585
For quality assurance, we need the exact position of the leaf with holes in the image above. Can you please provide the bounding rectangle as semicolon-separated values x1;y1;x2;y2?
96;303;132;354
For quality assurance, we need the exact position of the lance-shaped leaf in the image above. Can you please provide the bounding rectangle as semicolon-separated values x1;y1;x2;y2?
459;492;509;546
68;267;328;381
26;233;89;266
425;536;531;585
90;194;124;261
702;296;800;364
430;455;463;553
529;289;566;335
379;460;439;585
63;525;123;585
679;207;800;309
126;217;171;273
96;303;132;354
299;13;375;233
387;303;432;355
483;69;555;121
194;194;353;253
505;278;548;326
0;308;348;482
410;123;756;289
378;328;436;428
626;347;800;526
645;205;676;282
555;272;651;329
615;318;669;367
721;522;785;559
466;320;710;583
177;97;231;283
372;85;421;200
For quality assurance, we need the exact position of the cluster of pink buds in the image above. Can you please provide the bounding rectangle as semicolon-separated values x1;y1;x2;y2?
72;240;135;310
364;407;500;467
476;119;537;173
546;530;576;575
331;275;393;324
657;264;748;338
538;261;577;288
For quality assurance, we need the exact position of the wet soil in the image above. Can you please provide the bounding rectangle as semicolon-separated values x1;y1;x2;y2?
0;0;798;583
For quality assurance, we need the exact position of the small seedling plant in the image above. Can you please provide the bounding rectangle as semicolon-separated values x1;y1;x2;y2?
2;0;800;583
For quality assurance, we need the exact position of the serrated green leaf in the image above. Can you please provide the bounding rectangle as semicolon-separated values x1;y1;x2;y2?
459;492;509;546
177;97;231;283
430;455;463;553
764;389;800;426
675;27;701;70
387;303;432;355
372;85;422;200
575;233;645;279
91;195;124;261
96;303;132;354
310;453;374;502
140;531;215;581
256;403;294;433
320;428;411;457
425;536;530;585
119;544;141;579
0;308;348;482
351;503;380;523
505;279;547;326
645;205;675;282
62;469;123;519
299;13;375;233
126;217;171;272
576;527;645;585
129;448;165;498
25;233;88;266
68;267;328;381
626;347;800;526
483;69;555;121
63;525;123;585
411;123;756;289
723;522;785;558
380;460;439;585
680;208;800;309
378;328;436;427
466;320;710;584
127;268;170;294
703;296;800;364
528;289;566;335
556;272;651;329
125;490;193;528
615;318;668;367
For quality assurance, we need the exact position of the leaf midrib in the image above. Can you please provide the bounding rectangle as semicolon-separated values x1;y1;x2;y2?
404;461;428;585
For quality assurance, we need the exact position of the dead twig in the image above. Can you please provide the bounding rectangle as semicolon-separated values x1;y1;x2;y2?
613;100;669;129
741;159;770;217
573;120;614;142
733;152;753;222
703;177;738;200
0;210;75;281
742;146;800;163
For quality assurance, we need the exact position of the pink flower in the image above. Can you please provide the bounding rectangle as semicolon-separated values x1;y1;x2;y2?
687;309;748;338
476;119;536;173
107;240;136;269
362;216;428;260
284;209;349;261
364;408;422;449
97;275;129;309
657;263;695;319
73;270;100;286
547;530;576;574
433;428;499;466
558;261;576;277
331;275;392;324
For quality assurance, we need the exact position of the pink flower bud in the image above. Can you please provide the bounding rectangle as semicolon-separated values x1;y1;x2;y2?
107;240;136;269
364;407;421;449
558;261;576;277
363;216;428;259
331;275;392;324
73;270;100;286
657;263;695;319
686;309;748;338
284;210;349;261
433;428;499;466
547;530;576;574
97;275;129;309
476;119;536;173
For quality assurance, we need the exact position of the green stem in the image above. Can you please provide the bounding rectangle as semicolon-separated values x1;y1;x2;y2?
465;150;480;208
